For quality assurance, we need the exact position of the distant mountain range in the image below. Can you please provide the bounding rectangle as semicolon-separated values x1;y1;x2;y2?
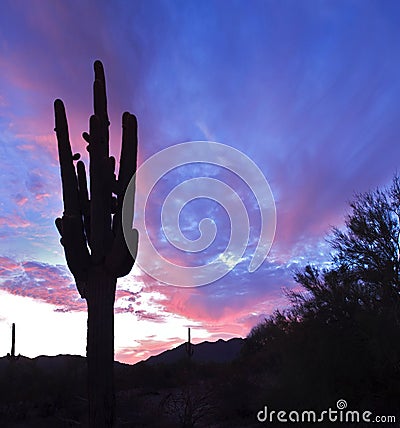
0;337;245;371
145;337;244;365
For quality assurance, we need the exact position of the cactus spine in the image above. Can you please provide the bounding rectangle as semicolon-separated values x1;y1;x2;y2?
54;61;138;428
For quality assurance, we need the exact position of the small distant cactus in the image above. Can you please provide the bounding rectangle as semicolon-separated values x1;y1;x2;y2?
185;327;194;359
6;323;19;361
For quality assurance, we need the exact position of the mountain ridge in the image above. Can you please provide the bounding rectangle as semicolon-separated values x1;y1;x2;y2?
0;336;245;369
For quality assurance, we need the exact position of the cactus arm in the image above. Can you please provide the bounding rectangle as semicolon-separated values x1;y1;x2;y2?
94;61;114;251
88;113;106;262
93;60;110;154
118;113;138;192
54;100;90;287
87;61;115;263
105;112;138;277
54;99;80;216
77;160;91;243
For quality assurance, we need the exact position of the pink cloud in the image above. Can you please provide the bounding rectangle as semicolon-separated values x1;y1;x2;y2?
0;215;31;228
0;257;85;312
35;193;51;201
16;144;36;151
116;337;184;364
15;195;29;206
124;269;289;343
144;274;286;320
0;256;21;273
16;132;60;165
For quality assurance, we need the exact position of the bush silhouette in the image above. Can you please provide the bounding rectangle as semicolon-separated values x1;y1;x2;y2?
244;175;400;416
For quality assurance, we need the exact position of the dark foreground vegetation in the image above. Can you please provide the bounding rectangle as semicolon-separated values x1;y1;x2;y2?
0;350;262;428
2;176;400;427
243;175;400;426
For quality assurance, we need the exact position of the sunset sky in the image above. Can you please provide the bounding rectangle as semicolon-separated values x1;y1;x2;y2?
1;0;400;364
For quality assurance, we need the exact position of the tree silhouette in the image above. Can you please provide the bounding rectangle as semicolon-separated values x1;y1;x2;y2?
54;60;138;427
289;175;400;327
329;177;400;314
244;175;400;411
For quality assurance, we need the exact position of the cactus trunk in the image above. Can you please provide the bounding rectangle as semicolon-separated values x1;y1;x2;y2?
86;267;116;428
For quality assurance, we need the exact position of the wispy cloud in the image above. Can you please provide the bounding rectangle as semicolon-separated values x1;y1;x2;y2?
0;257;85;311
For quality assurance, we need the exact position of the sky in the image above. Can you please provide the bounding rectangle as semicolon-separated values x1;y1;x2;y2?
1;0;400;364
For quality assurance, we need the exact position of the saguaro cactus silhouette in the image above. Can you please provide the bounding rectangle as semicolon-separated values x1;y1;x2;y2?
185;327;194;359
6;323;19;361
54;61;138;427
